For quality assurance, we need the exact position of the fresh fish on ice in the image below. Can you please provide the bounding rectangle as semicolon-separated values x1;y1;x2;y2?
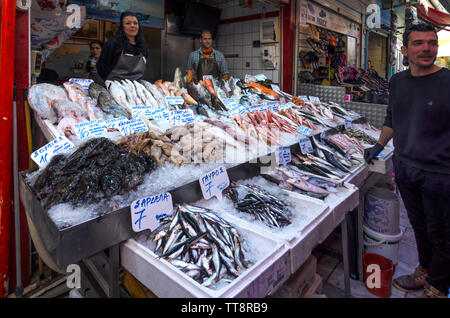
28;84;68;123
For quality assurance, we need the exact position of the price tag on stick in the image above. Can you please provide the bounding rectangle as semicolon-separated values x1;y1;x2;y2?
297;125;313;137
31;136;74;167
299;138;314;154
199;165;230;201
130;193;173;232
276;147;291;165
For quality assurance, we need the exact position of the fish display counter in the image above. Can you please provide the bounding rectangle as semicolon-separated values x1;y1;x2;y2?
20;71;394;297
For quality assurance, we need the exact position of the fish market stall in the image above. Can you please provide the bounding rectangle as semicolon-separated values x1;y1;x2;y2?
20;67;395;297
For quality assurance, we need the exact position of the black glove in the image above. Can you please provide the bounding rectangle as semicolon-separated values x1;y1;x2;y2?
364;143;384;164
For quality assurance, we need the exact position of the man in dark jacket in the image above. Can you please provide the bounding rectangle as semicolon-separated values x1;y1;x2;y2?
364;23;449;298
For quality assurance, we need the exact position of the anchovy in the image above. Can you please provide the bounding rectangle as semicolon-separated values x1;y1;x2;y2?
151;204;249;287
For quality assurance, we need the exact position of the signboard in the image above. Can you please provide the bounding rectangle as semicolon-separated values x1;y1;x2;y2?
69;0;165;29
299;0;361;38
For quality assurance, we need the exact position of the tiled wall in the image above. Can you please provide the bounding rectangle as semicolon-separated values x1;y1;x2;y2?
210;0;281;83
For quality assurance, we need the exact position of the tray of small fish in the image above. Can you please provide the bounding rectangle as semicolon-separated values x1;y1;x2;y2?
121;204;290;298
191;178;330;274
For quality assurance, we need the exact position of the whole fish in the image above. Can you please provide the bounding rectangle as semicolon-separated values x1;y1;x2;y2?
133;80;159;107
88;82;110;100
174;67;184;88
106;80;133;110
98;92;132;119
139;80;166;109
52;100;88;123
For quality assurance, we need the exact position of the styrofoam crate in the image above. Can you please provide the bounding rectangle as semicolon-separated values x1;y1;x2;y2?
368;147;394;175
208;190;330;275
344;164;369;188
120;221;290;298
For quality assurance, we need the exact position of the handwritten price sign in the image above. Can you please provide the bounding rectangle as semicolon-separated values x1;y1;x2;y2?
199;166;230;201
131;193;173;232
31;136;74;167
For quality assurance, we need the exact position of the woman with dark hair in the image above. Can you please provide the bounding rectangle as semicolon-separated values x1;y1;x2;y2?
97;11;148;82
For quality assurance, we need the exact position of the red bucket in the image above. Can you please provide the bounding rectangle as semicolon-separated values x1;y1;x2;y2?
363;253;394;298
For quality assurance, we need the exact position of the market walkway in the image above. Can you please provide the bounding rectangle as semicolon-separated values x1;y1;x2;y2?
315;197;421;298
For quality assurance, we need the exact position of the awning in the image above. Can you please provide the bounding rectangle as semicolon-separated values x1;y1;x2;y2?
413;4;450;29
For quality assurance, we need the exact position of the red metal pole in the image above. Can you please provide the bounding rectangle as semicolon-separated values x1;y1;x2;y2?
9;8;31;293
0;0;16;298
281;0;296;95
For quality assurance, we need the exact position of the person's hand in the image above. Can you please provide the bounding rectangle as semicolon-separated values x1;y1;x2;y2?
223;74;230;81
364;143;384;164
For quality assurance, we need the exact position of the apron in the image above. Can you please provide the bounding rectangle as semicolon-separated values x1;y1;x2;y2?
106;50;147;81
196;53;220;80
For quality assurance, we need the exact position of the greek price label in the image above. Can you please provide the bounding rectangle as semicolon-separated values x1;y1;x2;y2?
345;120;352;129
265;101;279;113
169;109;194;127
271;84;281;94
74;120;107;139
119;118;148;136
299;96;309;101
132;106;156;119
199;165;230;201
309;96;321;103
249;104;267;112
244;74;257;83
152;108;171;123
202;75;214;81
165;96;185;107
276;147;291;165
254;74;267;81
297;125;313;137
31;136;74;167
299;138;314;154
280;102;295;110
223;98;237;109
69;78;93;91
131;193;173;232
224;99;246;116
105;117;128;130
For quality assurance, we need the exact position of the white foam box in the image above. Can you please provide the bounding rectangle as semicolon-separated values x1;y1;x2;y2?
344;164;369;188
368;147;393;175
211;190;330;275
120;221;290;298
